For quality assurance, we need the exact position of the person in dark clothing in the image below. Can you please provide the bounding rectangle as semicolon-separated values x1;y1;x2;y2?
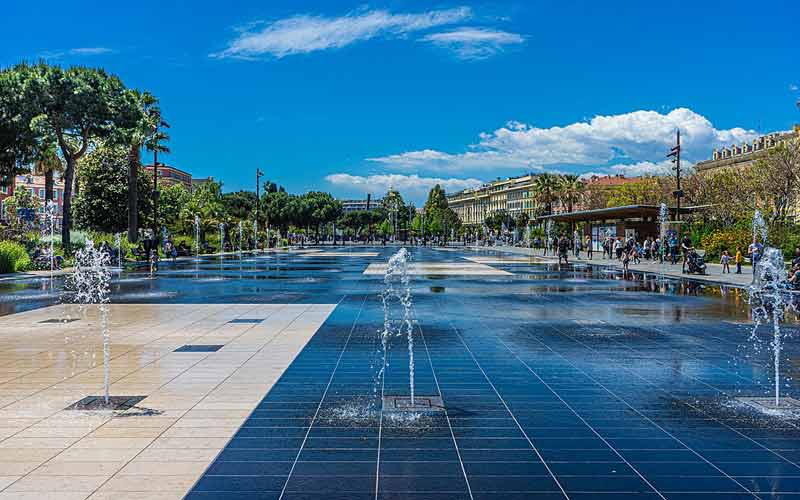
557;234;569;265
681;234;693;273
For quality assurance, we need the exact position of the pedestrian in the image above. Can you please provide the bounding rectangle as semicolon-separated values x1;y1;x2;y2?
735;247;743;274
720;250;731;274
680;233;693;273
614;237;623;260
558;234;570;265
585;235;593;260
748;239;763;275
622;248;630;274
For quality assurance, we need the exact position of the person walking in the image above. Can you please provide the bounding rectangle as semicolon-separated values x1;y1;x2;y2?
585;235;593;260
558;234;570;265
622;248;631;274
681;233;693;273
735;247;743;274
720;250;731;274
614;237;623;260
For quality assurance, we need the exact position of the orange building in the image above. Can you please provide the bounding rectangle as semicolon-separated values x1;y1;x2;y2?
143;164;193;190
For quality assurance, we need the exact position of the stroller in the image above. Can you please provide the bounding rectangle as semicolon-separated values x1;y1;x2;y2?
685;249;707;275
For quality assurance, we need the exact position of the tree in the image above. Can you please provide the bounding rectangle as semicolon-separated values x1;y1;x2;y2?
0;64;39;180
557;174;585;213
21;63;138;251
33;141;63;202
222;190;257;221
180;180;225;240
2;180;39;224
262;190;295;235
158;183;190;232
72;143;152;234
484;210;511;233
753;140;800;224
424;184;449;212
111;90;167;243
303;191;342;242
532;173;560;215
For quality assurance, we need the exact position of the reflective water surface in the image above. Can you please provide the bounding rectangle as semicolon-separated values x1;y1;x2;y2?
3;246;800;499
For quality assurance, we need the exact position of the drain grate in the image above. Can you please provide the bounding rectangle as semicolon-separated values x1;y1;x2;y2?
174;344;224;353
39;318;79;324
383;395;444;412
739;397;800;412
228;318;265;324
65;395;146;411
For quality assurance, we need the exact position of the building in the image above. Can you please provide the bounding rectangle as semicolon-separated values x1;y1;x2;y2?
143;164;193;190
538;204;707;251
447;174;539;226
695;125;800;173
191;176;215;192
1;173;67;225
340;198;383;213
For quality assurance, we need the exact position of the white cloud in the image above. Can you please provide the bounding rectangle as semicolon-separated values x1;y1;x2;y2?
325;173;483;201
369;108;758;175
791;84;799;92
608;160;676;177
212;7;471;59
40;47;114;59
421;27;524;60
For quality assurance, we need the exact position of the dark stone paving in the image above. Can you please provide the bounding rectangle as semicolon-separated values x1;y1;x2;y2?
4;246;800;499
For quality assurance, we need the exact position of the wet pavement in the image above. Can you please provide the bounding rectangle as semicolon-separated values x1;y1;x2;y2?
2;246;800;499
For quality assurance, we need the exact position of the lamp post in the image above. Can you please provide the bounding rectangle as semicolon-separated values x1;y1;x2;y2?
255;168;263;249
151;117;160;249
667;129;682;222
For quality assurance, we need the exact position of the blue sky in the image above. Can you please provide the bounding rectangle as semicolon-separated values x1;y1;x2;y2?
2;1;798;204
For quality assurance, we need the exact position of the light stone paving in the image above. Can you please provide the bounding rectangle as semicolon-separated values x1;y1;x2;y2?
363;262;512;276
0;302;336;499
463;255;539;264
303;251;379;257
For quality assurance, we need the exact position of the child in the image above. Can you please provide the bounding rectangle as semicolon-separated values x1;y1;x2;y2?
622;248;630;273
735;247;743;274
720;250;731;274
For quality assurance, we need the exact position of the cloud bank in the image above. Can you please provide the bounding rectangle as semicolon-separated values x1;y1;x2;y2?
368;108;759;174
325;173;483;201
213;7;472;59
421;27;524;60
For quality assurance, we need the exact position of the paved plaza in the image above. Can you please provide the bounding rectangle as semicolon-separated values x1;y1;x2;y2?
0;247;797;499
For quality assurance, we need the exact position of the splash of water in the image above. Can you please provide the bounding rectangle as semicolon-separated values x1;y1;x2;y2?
66;239;112;403
252;219;258;251
114;233;122;269
753;209;767;244
238;221;244;257
219;223;225;257
749;247;787;406
658;203;669;279
194;215;201;257
39;200;58;281
380;248;415;405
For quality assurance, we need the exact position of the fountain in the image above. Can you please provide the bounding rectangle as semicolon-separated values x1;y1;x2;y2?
658;203;669;279
40;200;57;281
380;248;417;407
238;221;244;257
742;210;799;413
194;215;201;258
161;226;168;254
252;219;258;252
219;222;225;256
114;232;122;270
67;239;112;404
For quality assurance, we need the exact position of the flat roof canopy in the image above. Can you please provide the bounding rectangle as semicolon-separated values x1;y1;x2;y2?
536;205;709;223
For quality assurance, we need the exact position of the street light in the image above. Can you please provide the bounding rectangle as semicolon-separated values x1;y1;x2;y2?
255;168;263;249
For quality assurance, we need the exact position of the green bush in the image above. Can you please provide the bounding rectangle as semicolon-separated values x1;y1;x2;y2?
0;241;32;274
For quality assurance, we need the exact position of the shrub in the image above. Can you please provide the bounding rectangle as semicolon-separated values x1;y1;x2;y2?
0;241;32;274
700;228;751;261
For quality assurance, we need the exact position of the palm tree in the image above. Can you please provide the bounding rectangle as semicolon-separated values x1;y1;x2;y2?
33;141;63;202
116;90;169;243
558;174;585;214
532;173;560;215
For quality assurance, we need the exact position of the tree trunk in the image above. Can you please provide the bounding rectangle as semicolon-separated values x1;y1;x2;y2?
61;157;76;253
127;144;140;243
44;169;54;202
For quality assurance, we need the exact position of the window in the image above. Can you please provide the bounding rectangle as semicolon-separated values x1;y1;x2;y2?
39;188;45;199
